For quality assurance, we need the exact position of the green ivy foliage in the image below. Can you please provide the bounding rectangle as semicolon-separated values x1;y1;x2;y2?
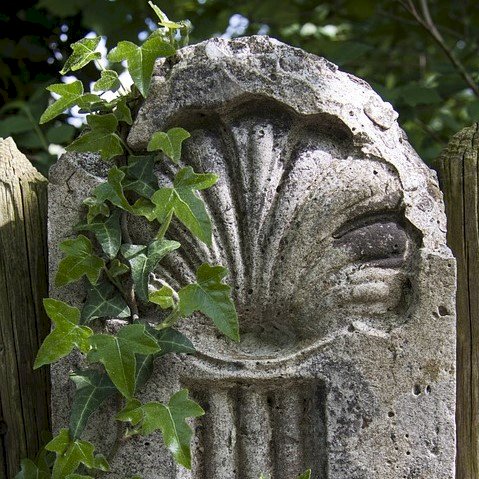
18;5;243;478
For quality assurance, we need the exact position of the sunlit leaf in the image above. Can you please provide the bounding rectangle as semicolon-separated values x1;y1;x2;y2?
148;1;183;29
147;128;190;163
179;264;239;341
34;299;92;369
66;113;123;161
107;37;175;96
55;235;105;287
76;209;122;259
93;166;131;211
87;324;160;398
93;69;121;92
46;429;108;479
149;285;175;309
60;36;101;74
40;81;84;124
151;167;218;245
116;389;204;468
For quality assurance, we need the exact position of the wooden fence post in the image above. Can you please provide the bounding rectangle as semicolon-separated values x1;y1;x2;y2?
0;137;50;478
437;123;479;479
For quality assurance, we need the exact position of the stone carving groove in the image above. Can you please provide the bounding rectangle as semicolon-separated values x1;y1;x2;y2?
188;379;327;479
49;36;456;479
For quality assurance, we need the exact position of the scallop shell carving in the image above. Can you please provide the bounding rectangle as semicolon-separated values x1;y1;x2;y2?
127;36;447;360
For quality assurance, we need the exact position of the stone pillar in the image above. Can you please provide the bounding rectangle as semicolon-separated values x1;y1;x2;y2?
49;36;456;479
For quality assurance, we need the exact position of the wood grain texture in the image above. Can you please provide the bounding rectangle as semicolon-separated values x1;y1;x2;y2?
0;137;50;478
437;123;479;479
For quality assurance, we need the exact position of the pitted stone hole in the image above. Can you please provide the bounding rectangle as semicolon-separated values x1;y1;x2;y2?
425;385;431;395
185;377;328;479
413;385;421;396
438;305;449;316
388;411;395;418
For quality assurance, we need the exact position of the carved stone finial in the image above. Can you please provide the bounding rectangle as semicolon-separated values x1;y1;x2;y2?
49;36;456;479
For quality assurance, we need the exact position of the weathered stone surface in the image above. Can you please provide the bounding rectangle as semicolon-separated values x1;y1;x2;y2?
49;36;456;479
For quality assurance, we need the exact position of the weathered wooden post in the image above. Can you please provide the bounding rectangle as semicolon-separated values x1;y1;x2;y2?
437;124;479;479
0;137;50;478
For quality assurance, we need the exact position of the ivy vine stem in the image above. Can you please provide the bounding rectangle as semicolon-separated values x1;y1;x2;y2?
103;265;139;321
119;211;140;321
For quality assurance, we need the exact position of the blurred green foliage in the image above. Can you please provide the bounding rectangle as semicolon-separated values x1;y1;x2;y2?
1;0;479;174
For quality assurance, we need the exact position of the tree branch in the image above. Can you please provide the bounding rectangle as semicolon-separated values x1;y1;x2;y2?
398;0;479;97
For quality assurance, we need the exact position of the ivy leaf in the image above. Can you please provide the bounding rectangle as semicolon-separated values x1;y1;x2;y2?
151;167;218;245
130;198;156;221
121;239;181;302
39;81;84;124
93;167;131;211
66;475;94;479
60;36;101;75
148;1;183;29
92;455;109;472
87;324;160;398
298;470;312;479
179;264;239;341
107;37;176;97
34;299;93;369
122;155;158;198
83;196;110;224
69;369;117;438
108;259;130;277
114;97;132;125
149;285;175;309
93;69;121;92
55;235;105;287
147;128;190;163
92;165;155;218
15;459;49;479
135;327;194;391
66;114;123;161
76;209;122;259
135;353;154;391
153;327;195;355
76;93;104;110
116;389;204;469
81;281;130;323
46;123;76;144
46;429;98;479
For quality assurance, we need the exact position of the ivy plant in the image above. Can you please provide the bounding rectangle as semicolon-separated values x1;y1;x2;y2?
17;4;239;478
17;4;313;478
